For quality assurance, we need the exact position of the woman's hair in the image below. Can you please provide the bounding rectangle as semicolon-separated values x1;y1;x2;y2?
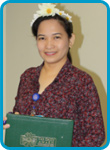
32;14;73;63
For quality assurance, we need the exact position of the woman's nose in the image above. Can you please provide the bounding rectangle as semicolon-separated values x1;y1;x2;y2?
46;38;54;49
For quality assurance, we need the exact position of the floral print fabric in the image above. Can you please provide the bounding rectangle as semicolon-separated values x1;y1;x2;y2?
13;59;105;147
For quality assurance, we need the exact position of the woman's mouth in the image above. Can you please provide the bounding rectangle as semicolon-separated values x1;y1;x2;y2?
45;52;57;56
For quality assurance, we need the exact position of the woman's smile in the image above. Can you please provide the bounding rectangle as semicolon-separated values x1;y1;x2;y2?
45;51;57;56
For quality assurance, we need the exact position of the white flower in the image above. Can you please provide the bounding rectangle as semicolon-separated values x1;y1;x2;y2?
30;14;40;26
37;3;59;16
57;11;65;16
63;13;72;22
30;3;72;26
33;14;40;19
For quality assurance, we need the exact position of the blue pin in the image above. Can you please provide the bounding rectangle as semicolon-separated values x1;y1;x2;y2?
32;93;40;101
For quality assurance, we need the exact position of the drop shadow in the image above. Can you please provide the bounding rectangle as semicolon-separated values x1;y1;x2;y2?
58;3;107;146
72;11;107;147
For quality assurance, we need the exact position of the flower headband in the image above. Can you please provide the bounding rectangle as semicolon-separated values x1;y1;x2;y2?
30;3;72;26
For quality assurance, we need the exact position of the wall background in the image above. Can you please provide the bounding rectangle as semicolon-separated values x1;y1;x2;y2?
3;3;107;146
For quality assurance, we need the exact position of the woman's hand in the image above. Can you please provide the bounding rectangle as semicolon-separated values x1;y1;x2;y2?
3;112;19;129
3;117;10;129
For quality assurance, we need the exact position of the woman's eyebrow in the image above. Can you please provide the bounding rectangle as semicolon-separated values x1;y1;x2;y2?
37;33;62;37
37;34;45;37
53;33;62;35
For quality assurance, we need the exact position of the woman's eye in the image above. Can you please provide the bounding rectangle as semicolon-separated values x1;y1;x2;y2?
38;37;45;40
54;36;61;39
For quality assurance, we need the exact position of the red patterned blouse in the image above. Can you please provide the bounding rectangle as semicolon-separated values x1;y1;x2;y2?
13;59;105;147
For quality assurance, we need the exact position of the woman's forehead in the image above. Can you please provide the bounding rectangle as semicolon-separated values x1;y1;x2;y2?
37;19;66;33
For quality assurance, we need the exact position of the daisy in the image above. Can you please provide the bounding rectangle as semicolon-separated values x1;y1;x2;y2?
57;11;65;16
30;3;72;26
30;14;40;26
63;13;72;22
37;3;59;16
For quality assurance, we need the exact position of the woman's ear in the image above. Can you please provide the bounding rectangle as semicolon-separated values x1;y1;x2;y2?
69;33;75;48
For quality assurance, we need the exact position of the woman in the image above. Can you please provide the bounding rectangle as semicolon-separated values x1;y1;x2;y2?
3;3;105;147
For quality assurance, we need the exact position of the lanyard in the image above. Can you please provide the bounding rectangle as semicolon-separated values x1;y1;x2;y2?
30;93;40;116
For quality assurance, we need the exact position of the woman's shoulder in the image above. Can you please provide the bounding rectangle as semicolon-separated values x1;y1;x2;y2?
70;65;93;82
20;65;41;78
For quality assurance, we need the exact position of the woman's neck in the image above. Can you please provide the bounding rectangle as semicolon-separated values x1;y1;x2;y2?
43;58;67;75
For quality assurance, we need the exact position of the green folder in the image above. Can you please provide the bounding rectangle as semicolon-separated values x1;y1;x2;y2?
5;113;74;147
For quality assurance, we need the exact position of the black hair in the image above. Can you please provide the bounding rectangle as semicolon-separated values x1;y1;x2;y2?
32;14;73;63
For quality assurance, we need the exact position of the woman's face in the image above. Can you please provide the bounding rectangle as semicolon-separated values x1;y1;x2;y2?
37;19;73;64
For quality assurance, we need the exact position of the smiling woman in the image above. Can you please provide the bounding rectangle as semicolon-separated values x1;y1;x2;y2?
3;3;105;147
36;19;75;65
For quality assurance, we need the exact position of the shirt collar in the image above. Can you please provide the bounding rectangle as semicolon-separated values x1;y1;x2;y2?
55;59;73;83
37;59;73;83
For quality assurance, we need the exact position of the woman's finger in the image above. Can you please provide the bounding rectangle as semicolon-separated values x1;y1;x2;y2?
3;112;19;130
3;124;10;129
14;112;19;115
3;116;7;121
